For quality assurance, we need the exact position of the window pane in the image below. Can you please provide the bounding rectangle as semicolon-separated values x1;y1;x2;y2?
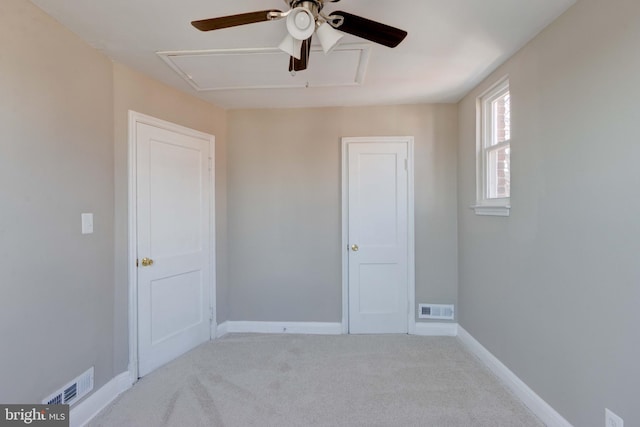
488;145;510;199
491;92;510;145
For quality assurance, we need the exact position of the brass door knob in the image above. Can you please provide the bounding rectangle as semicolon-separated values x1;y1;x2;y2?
141;257;154;267
351;244;359;252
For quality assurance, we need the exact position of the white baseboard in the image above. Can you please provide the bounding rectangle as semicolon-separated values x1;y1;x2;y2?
215;321;228;338
412;322;459;336
457;326;572;427
70;371;132;427
217;321;458;337
217;321;343;337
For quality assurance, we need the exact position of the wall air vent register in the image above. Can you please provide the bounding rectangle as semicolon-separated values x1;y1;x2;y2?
419;304;455;320
42;367;94;406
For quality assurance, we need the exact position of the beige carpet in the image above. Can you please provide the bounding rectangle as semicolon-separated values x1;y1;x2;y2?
90;334;543;427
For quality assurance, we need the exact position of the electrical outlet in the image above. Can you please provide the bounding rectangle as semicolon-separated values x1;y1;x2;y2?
605;409;623;427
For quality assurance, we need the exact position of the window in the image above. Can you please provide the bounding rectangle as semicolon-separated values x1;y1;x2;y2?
474;77;511;216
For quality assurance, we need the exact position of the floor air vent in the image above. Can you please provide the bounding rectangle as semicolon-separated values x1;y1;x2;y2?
419;304;455;320
43;367;94;406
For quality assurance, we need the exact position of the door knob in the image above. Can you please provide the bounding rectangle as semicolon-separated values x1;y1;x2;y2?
351;244;359;252
141;257;154;267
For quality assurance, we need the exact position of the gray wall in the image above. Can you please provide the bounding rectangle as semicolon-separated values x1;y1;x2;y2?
0;0;115;402
457;0;640;425
0;0;230;402
227;105;458;322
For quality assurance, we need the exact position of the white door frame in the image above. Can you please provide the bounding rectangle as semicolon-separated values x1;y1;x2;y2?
127;111;216;382
341;136;416;335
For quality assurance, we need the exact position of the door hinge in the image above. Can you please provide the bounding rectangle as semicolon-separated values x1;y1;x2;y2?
208;158;212;171
209;307;214;322
404;158;408;171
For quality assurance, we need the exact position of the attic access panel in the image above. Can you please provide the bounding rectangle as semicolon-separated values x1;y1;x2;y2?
158;44;370;91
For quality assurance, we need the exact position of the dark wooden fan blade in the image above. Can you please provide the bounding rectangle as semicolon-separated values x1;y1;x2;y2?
289;36;312;72
192;9;281;31
332;11;407;48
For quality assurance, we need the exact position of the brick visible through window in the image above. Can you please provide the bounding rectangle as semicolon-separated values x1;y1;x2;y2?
492;92;510;198
477;78;511;207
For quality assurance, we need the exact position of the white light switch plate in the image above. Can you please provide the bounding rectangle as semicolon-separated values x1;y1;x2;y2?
81;213;94;234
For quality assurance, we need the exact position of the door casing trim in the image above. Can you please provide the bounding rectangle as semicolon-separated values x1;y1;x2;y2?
341;136;415;335
127;111;216;382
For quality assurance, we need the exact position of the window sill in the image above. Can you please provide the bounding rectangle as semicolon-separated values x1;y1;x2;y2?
471;204;511;217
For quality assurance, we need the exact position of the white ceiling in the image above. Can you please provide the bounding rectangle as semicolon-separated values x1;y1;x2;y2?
30;0;576;109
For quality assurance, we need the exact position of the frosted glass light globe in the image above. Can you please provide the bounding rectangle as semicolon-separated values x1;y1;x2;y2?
286;7;315;40
295;11;311;30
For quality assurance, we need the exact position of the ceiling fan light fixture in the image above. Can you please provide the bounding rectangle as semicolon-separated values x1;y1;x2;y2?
191;3;408;73
316;21;343;54
278;34;303;59
286;7;315;40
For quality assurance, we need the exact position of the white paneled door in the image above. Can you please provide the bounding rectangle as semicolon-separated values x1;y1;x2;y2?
136;120;213;377
345;138;413;334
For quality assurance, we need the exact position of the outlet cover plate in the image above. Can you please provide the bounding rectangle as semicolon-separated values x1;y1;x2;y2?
606;408;623;427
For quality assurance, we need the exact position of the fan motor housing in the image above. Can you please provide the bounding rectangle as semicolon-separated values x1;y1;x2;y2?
289;0;324;13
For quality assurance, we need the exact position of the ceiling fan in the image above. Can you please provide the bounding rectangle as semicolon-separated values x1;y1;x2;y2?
192;0;408;72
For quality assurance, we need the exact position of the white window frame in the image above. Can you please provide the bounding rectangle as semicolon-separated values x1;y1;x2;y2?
473;76;511;216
